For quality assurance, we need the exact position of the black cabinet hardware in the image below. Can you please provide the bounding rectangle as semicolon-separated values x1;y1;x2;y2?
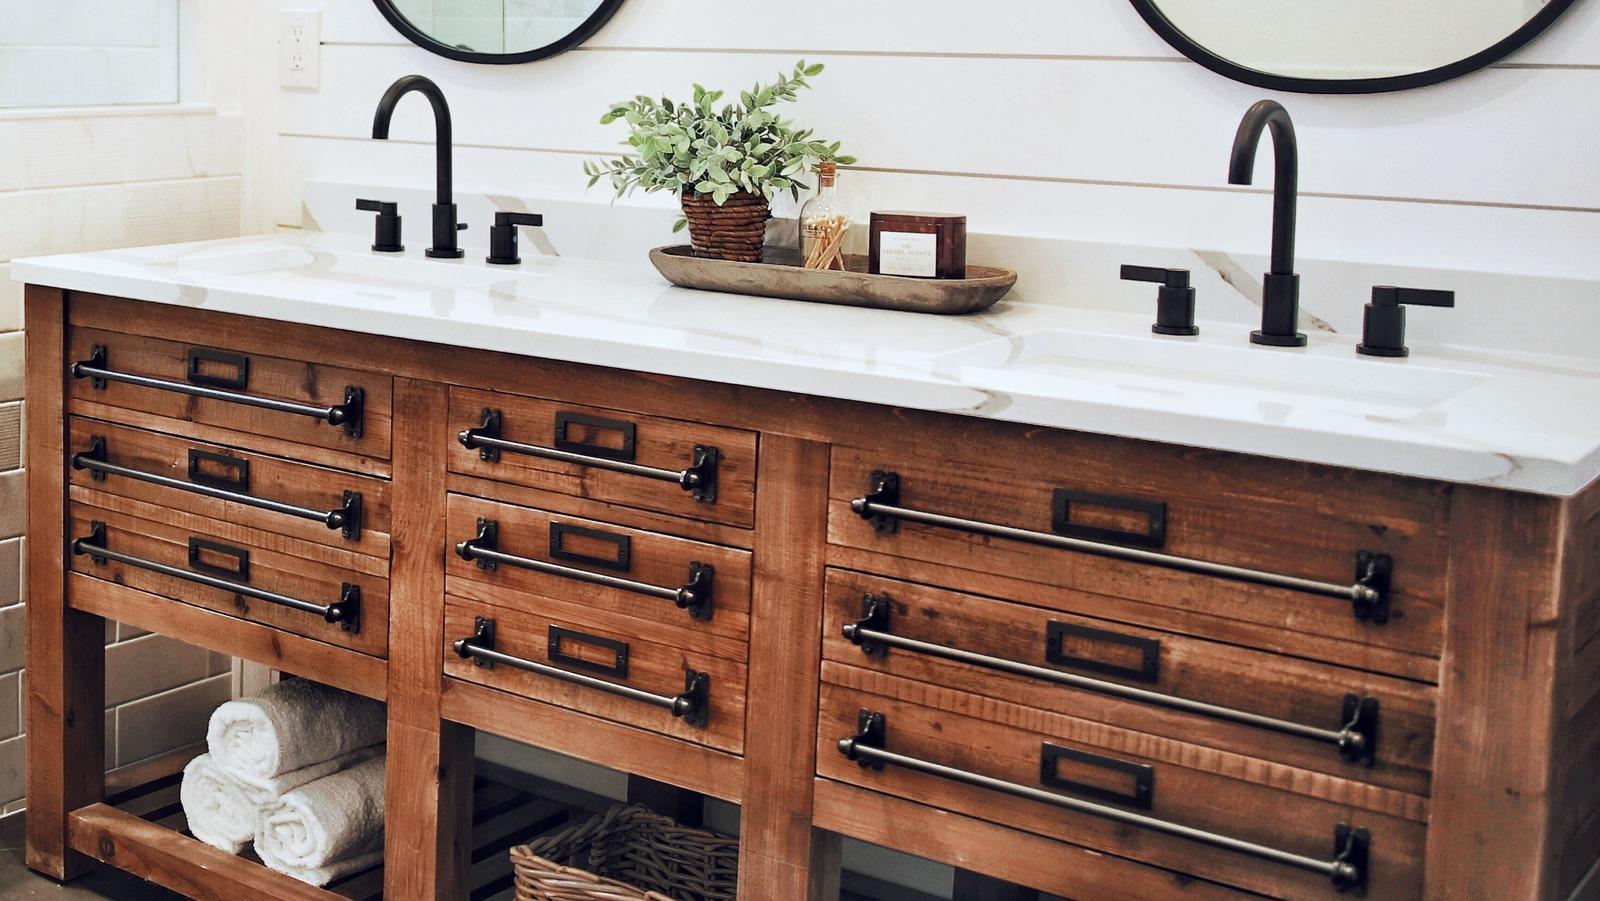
1121;265;1198;336
72;521;361;631
356;198;404;253
548;522;632;572
459;407;719;504
1051;488;1167;548
1046;621;1161;683
853;470;1393;624
845;594;1378;766
1040;743;1155;810
185;347;250;390
486;211;544;265
187;537;249;580
547;626;630;678
1356;285;1456;358
71;345;366;439
839;710;1369;894
453;616;710;727
73;436;363;540
456;518;713;621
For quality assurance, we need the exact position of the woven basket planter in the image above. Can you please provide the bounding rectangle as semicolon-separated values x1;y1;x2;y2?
512;804;738;901
680;191;769;263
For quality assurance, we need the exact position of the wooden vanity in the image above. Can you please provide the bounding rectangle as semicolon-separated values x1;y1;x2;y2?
23;285;1600;899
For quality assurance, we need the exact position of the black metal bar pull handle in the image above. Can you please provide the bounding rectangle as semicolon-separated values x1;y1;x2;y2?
838;710;1370;894
458;408;719;504
452;617;710;727
72;436;363;540
852;470;1393;623
844;595;1378;766
72;521;361;632
71;344;365;439
455;518;713;621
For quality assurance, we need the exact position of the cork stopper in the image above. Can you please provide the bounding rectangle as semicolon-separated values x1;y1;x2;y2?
817;160;837;186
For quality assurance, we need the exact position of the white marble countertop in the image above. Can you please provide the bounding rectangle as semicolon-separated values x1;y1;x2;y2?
15;231;1600;495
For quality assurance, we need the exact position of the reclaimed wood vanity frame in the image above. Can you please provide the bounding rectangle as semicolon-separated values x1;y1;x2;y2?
22;284;1600;900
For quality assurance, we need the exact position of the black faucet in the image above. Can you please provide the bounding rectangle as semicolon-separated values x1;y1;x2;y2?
372;75;465;259
1229;100;1305;347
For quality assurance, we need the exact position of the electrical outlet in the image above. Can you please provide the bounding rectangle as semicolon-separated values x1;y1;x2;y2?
278;11;321;89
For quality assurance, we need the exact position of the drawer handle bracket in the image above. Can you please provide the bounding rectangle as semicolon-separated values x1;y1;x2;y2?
73;436;364;541
72;521;361;632
453;616;710;727
71;345;366;439
459;408;720;504
838;709;1369;894
852;469;1393;624
456;519;714;621
844;594;1378;766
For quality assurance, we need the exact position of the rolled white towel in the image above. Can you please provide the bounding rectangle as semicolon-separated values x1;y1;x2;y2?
255;753;387;886
207;679;385;783
234;744;385;806
180;753;255;855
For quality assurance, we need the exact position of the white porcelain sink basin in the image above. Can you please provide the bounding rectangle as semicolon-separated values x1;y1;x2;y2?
938;328;1485;416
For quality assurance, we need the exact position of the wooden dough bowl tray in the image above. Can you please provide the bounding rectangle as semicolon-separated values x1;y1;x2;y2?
650;244;1017;315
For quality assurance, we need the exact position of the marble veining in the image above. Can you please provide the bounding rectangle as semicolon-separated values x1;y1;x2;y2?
14;230;1600;496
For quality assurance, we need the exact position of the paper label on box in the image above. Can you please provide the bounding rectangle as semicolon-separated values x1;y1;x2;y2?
878;232;937;277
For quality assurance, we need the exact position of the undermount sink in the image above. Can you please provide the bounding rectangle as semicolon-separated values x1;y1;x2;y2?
938;328;1484;416
164;241;543;291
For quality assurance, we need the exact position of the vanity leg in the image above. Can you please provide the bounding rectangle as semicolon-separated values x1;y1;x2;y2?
739;435;836;899
384;378;474;900
24;286;107;880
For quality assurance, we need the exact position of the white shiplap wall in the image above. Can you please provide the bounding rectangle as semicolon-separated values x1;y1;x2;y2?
254;0;1600;280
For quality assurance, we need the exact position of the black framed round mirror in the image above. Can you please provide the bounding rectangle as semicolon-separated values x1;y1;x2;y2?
373;0;625;64
1129;0;1583;93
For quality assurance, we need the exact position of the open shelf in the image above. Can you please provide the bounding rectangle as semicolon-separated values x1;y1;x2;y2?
70;753;571;900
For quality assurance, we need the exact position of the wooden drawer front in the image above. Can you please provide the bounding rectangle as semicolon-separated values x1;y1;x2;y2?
445;597;746;754
817;677;1425;900
446;494;752;643
447;387;756;528
828;445;1447;666
67;418;391;558
67;503;388;657
823;571;1435;796
67;327;392;460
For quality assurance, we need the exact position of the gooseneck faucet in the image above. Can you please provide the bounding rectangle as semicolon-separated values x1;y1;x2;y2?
372;75;464;259
1228;100;1305;347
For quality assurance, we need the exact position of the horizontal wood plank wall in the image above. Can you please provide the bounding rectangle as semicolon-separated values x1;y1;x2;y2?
254;0;1600;278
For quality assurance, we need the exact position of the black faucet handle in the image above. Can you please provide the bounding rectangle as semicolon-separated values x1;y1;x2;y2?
494;211;544;228
487;211;546;265
1120;264;1190;290
1358;285;1455;358
1122;265;1198;337
356;199;403;253
1371;285;1455;308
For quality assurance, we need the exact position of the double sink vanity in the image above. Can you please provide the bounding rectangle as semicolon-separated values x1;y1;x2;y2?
12;225;1600;900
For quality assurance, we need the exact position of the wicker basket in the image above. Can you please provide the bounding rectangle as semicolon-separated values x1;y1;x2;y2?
512;804;738;901
680;191;770;263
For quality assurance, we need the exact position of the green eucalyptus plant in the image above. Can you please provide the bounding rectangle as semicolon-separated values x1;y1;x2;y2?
583;60;857;231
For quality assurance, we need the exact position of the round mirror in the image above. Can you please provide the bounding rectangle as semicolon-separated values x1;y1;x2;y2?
1129;0;1582;93
373;0;625;64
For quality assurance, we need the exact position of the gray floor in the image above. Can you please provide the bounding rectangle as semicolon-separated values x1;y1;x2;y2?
0;812;182;900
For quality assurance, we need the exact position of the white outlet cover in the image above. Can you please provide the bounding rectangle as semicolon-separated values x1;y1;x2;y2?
279;10;321;89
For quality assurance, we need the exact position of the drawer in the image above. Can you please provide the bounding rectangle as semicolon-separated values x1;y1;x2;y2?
67;502;388;657
67;418;391;558
823;571;1436;797
447;386;756;528
817;677;1426;900
828;443;1448;669
445;596;746;754
67;326;392;460
446;494;752;643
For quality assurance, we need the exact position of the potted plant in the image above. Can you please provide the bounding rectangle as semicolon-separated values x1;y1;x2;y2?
584;60;856;263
